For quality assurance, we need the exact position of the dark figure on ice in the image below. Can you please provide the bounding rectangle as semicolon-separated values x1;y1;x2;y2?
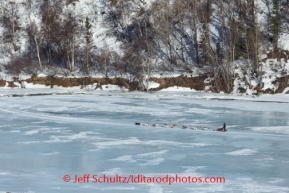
217;123;227;132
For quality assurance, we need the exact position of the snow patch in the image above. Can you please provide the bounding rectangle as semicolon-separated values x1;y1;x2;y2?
39;152;59;156
226;149;257;156
279;34;289;50
111;155;136;163
147;81;160;89
161;86;196;91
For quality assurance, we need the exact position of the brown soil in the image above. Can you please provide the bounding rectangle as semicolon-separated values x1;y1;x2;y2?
0;80;6;87
148;75;207;91
7;81;18;88
25;75;207;91
1;75;207;91
260;75;289;94
273;75;289;93
262;88;275;94
2;74;288;94
25;76;141;90
262;50;289;62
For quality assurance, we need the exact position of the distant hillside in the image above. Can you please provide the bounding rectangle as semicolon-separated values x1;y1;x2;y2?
0;0;289;94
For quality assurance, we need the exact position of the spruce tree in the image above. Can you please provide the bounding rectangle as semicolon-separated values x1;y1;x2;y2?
199;0;212;66
270;0;282;50
84;17;92;74
85;17;92;45
199;23;211;65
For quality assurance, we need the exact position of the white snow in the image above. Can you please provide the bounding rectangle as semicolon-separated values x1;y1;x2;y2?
161;86;196;91
279;34;289;50
147;81;160;89
226;149;257;156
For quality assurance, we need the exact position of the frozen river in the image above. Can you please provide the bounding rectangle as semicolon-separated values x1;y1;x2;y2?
0;92;289;193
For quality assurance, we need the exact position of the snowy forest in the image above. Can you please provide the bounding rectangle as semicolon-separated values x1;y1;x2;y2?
0;0;289;94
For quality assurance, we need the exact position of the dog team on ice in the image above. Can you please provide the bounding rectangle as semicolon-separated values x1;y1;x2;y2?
135;122;227;132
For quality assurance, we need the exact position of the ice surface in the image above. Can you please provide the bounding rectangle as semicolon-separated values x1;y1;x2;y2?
0;92;289;193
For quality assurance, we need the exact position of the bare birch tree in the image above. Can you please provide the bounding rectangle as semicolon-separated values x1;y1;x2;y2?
27;22;43;71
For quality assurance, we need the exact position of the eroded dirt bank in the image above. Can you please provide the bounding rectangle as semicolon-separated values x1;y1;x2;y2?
0;75;288;94
148;75;207;91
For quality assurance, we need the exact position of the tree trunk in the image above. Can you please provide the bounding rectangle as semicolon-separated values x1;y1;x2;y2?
192;2;199;64
34;37;42;71
11;14;18;51
104;56;108;78
71;40;75;71
67;53;71;70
